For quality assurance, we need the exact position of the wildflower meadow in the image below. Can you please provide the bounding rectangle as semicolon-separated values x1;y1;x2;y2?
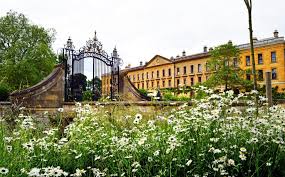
0;88;285;176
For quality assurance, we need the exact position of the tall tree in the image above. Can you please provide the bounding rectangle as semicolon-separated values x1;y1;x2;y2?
205;42;250;91
87;77;102;100
244;0;259;114
0;11;56;90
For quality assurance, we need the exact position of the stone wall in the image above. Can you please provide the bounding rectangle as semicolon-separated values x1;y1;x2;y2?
118;71;151;101
10;64;65;108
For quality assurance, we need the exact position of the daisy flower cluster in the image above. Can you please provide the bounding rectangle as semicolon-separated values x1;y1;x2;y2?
0;88;285;176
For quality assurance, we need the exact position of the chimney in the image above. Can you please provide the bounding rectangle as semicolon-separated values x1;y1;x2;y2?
125;64;131;69
182;50;186;57
209;47;213;51
228;40;233;45
274;30;279;38
139;61;143;66
203;46;208;53
253;37;258;43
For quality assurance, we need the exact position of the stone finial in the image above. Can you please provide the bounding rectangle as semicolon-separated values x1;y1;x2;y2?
253;37;258;43
203;46;208;53
274;30;279;38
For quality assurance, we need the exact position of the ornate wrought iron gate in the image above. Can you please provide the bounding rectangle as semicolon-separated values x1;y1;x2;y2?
62;32;122;102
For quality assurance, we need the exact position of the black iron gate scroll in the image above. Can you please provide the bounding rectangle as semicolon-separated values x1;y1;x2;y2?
62;32;122;102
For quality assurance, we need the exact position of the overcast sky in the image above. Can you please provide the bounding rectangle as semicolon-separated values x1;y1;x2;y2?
1;0;284;79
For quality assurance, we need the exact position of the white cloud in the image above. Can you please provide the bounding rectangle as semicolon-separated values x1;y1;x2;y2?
1;0;284;79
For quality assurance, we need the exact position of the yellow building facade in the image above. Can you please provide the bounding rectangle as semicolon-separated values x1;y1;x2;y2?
102;31;285;95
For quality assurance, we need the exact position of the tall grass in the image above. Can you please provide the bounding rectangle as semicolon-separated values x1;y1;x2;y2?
0;88;285;176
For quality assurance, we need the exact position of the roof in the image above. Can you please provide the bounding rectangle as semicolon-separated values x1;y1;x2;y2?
144;55;173;67
173;52;210;63
237;37;285;50
103;35;285;76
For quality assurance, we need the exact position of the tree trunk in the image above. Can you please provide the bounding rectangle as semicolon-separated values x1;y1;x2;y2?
246;3;259;115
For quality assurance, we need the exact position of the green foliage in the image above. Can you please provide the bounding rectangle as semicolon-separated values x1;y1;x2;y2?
1;90;285;176
69;73;87;101
0;83;10;101
162;92;178;101
70;73;87;91
87;77;102;101
162;91;190;101
83;90;93;101
56;52;68;64
138;89;148;97
258;86;285;100
205;42;250;91
0;11;56;91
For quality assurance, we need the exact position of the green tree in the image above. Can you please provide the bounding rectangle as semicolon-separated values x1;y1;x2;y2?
88;77;102;101
0;11;56;90
70;73;87;91
69;73;87;101
205;42;250;91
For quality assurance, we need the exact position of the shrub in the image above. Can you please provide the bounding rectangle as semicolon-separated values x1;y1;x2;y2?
138;89;148;97
83;90;93;101
0;83;10;101
162;92;178;101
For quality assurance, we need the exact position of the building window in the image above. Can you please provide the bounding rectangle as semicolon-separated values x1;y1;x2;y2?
272;68;277;80
198;64;202;73
198;76;202;83
137;83;140;89
162;81;165;87
177;67;180;75
246;74;251;80
151;81;154;88
258;54;263;64
246;56;250;66
152;71;154;78
137;74;140;81
183;78;187;85
157;70;160;78
177;79;180;87
142;73;144;80
233;58;238;67
168;80;171;87
190;65;194;73
168;68;171;76
183;66;187;75
271;52;277;63
146;82;149;89
142;83;144;89
258;70;263;80
157;81;160;88
146;72;149;79
162;69;165;77
133;75;135;81
191;78;194;86
206;63;209;72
